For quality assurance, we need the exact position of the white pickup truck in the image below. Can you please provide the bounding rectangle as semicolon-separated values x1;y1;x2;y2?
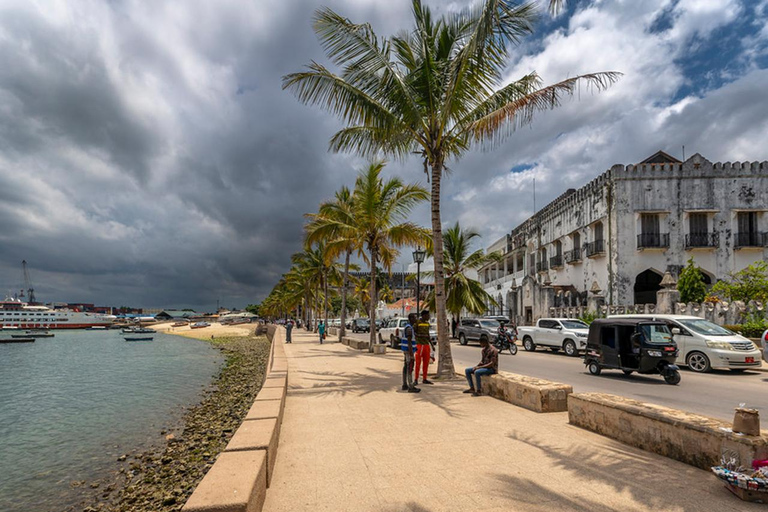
517;318;590;357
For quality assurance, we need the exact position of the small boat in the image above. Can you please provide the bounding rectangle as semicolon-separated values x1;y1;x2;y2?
87;326;107;330
121;328;135;334
172;322;188;327
124;336;154;341
190;322;210;329
133;328;156;334
0;337;34;343
25;330;54;338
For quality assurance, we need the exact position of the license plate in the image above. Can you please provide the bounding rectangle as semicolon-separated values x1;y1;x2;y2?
746;357;755;363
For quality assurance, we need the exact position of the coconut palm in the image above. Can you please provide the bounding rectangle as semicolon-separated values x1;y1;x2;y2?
283;0;619;376
292;243;343;330
424;222;502;320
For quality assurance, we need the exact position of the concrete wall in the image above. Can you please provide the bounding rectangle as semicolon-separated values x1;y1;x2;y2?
480;371;572;413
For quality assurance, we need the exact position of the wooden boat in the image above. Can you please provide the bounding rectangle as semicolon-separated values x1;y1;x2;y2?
0;337;34;343
25;330;54;338
190;322;210;329
172;321;188;327
124;336;154;341
133;328;156;334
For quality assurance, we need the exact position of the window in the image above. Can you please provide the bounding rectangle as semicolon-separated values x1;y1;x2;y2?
736;211;761;247
641;213;660;236
638;213;669;248
689;213;708;235
594;222;604;241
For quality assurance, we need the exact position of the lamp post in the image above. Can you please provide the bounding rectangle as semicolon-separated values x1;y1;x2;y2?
412;246;426;314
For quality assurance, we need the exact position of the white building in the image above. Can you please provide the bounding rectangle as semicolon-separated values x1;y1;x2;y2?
479;152;768;325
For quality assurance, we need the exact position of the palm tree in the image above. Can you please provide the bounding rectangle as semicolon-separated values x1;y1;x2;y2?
283;0;619;377
424;222;502;321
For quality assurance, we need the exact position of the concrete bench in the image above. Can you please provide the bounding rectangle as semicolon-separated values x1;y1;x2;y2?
346;339;370;350
224;418;280;486
568;392;768;470
480;371;572;413
182;450;267;512
372;343;387;354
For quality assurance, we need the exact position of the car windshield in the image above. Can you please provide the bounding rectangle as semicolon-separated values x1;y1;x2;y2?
561;320;588;329
357;319;369;325
479;320;500;329
677;319;734;336
639;324;673;344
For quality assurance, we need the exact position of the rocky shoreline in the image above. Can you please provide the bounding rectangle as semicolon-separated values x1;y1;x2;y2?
74;334;270;512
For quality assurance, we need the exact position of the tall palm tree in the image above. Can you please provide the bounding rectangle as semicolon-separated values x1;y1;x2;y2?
283;0;619;376
424;222;502;320
306;186;357;340
292;243;342;330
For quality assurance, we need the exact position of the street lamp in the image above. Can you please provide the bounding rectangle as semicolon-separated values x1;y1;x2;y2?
412;246;426;314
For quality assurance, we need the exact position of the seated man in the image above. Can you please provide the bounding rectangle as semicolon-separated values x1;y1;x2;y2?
464;338;499;396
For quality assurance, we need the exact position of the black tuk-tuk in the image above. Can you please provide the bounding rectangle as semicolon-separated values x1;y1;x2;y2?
584;318;681;385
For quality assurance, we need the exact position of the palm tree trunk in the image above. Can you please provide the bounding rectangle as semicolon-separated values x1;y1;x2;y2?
339;250;350;340
368;248;377;352
323;271;329;335
430;159;454;377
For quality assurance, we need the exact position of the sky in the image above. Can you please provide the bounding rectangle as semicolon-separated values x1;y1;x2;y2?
0;0;767;311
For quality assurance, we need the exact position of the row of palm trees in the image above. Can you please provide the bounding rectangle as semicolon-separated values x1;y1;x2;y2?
279;0;619;376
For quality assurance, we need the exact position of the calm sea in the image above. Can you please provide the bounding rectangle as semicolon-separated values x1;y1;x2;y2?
0;330;223;512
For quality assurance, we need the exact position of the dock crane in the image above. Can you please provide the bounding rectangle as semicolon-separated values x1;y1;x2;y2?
21;260;36;304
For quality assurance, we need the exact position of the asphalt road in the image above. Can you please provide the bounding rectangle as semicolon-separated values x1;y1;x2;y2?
345;331;766;422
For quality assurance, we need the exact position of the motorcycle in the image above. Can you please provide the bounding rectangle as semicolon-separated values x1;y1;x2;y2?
493;330;518;355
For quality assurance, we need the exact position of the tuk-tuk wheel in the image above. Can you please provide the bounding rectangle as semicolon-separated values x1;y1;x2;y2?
664;371;681;385
587;361;601;375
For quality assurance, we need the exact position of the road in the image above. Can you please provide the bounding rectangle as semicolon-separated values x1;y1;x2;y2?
346;331;766;421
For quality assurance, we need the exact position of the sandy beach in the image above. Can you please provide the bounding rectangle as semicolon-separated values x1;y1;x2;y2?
153;321;255;340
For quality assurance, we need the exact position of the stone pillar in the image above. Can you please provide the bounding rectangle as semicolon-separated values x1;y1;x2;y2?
655;272;680;315
587;281;605;314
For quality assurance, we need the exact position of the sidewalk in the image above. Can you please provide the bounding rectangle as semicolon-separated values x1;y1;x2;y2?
263;331;759;512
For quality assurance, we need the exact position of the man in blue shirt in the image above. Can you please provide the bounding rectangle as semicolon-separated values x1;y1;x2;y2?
400;313;420;393
318;321;325;344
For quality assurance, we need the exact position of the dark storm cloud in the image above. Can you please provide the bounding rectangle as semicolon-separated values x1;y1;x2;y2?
0;0;766;311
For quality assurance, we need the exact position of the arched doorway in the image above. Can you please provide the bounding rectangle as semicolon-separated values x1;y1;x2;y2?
634;269;663;304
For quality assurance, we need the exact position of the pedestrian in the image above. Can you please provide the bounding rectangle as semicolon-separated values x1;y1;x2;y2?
318;320;325;344
285;319;293;343
400;313;420;393
451;317;457;338
464;337;499;397
414;310;433;385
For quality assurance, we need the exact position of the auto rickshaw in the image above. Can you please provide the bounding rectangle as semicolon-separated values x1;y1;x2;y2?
584;318;681;385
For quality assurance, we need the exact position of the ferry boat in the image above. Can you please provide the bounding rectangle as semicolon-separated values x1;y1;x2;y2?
0;297;115;330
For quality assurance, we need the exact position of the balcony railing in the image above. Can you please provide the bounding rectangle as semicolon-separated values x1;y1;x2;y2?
549;255;563;269
735;231;768;248
685;232;718;249
637;233;670;249
564;248;581;263
536;261;548;273
585;239;605;257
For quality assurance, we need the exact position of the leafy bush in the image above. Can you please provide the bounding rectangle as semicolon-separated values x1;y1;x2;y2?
711;261;768;304
579;311;600;325
723;321;768;338
677;258;707;303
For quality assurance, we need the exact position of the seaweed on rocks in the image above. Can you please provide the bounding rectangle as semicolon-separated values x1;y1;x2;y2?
76;334;271;512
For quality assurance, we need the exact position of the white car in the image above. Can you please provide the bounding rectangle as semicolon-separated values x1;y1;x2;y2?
379;317;437;348
610;314;761;373
517;318;590;357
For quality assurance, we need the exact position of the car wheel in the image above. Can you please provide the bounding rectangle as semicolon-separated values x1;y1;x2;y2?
588;361;601;375
686;351;711;373
459;333;467;345
563;340;578;357
523;336;535;351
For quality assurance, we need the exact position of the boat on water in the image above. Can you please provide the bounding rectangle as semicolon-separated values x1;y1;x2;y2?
0;297;115;330
124;336;154;341
25;329;54;338
0;336;34;343
133;328;156;334
190;322;210;329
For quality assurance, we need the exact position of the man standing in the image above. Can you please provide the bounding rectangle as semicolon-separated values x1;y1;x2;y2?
414;310;433;385
285;319;293;343
464;338;498;396
318;320;325;344
400;313;420;393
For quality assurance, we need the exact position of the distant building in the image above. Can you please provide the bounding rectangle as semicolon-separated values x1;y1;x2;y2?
155;310;201;321
479;152;768;325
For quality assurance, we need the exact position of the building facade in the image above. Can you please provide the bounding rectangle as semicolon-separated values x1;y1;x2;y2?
479;152;768;325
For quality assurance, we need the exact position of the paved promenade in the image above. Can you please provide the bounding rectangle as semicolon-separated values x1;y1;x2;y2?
263;330;759;512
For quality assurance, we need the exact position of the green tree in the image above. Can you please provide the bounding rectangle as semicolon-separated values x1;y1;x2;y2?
283;0;619;376
245;303;261;316
677;258;707;303
712;261;768;304
424;222;501;319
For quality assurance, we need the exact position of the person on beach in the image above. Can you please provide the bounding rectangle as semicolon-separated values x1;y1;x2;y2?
414;310;433;385
318;320;325;344
464;338;499;397
400;313;420;393
285;319;293;343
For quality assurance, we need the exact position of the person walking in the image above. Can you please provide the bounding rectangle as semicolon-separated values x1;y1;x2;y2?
463;338;499;396
285;319;293;343
400;313;420;393
318;320;325;344
414;310;433;385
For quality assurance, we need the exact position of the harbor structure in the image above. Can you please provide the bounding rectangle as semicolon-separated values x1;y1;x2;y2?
478;152;768;325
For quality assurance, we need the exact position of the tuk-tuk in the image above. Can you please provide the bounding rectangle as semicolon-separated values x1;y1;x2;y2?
584;318;681;385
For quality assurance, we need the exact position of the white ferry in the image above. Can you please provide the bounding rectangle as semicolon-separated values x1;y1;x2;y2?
0;298;115;329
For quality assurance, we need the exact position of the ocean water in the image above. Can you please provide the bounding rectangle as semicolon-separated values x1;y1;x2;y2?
0;330;223;512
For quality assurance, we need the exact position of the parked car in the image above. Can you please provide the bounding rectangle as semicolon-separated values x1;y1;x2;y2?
763;330;768;363
457;318;500;345
610;314;762;373
484;315;510;325
517;318;589;357
351;318;370;333
379;317;410;347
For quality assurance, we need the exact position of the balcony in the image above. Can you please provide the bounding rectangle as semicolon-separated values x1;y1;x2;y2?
585;239;605;258
549;255;564;269
637;233;670;249
735;231;768;248
536;261;548;273
564;248;582;264
685;232;718;249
